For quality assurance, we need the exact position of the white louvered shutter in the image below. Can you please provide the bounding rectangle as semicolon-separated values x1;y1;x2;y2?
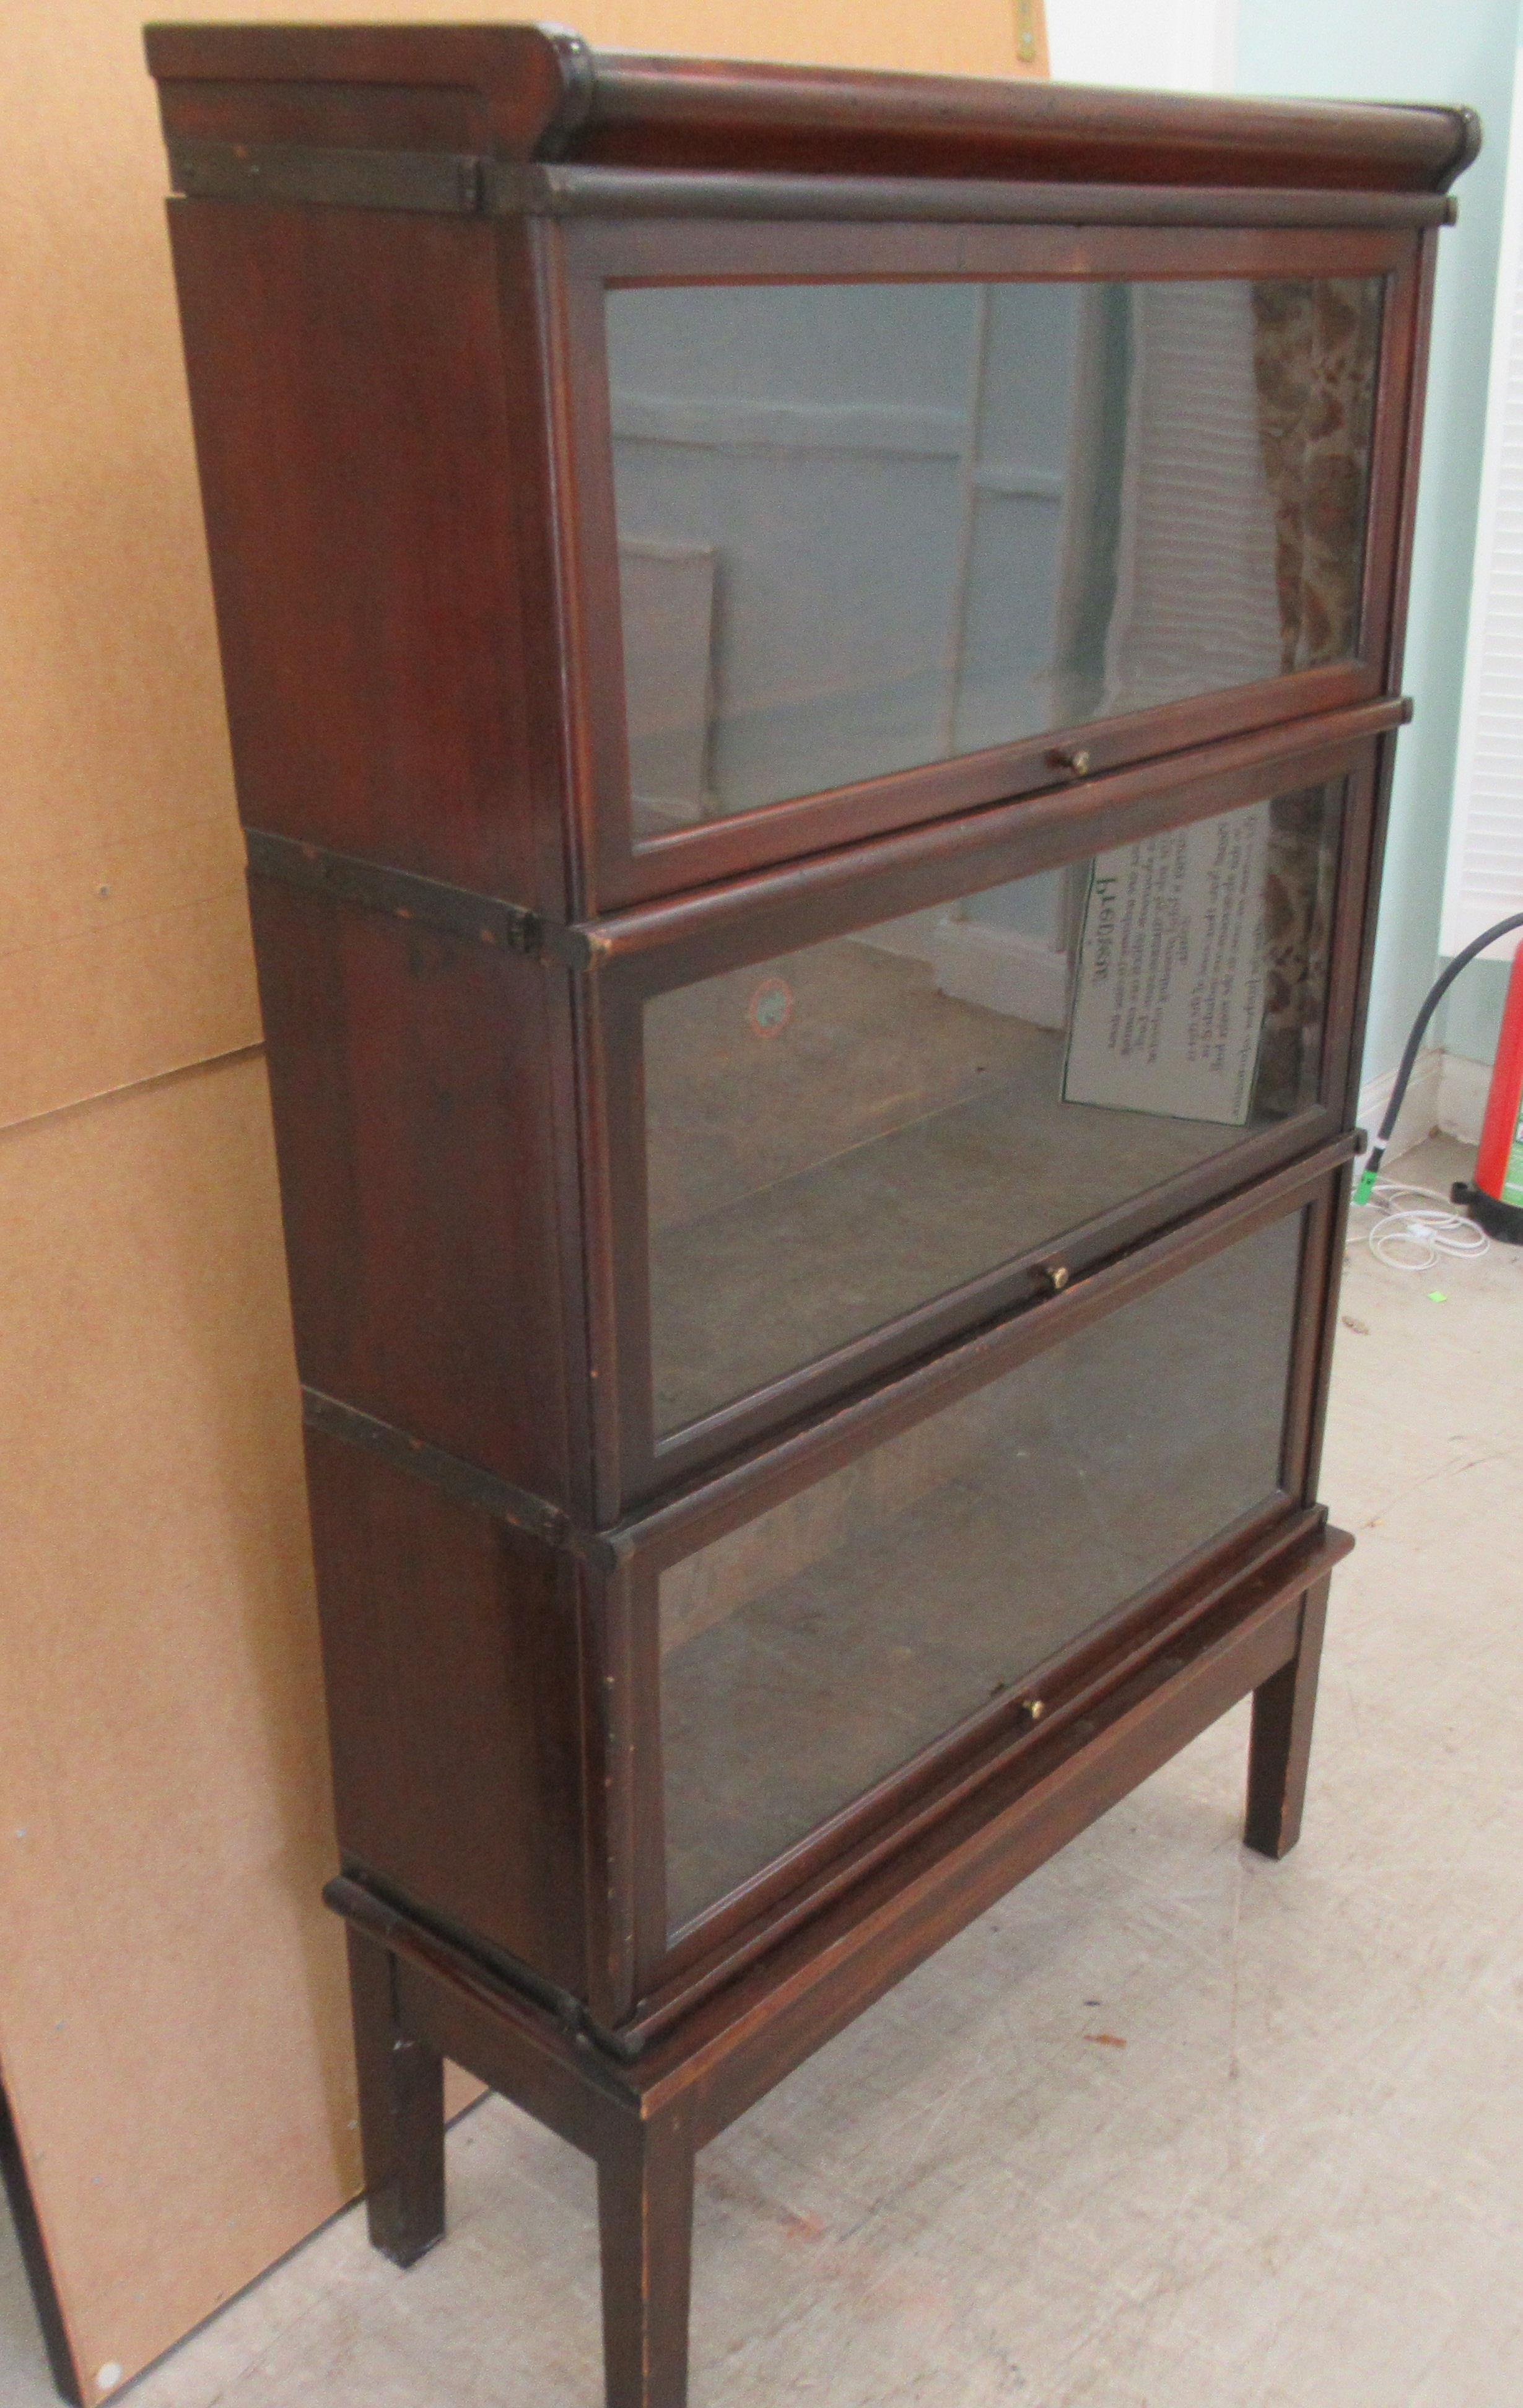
1444;59;1523;958
1102;282;1283;713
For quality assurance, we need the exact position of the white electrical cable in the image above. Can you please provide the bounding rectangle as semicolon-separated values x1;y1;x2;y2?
1351;1180;1491;1272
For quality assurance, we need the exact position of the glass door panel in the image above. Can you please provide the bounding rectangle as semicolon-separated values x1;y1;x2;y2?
645;779;1342;1436
660;1208;1303;1933
606;277;1381;837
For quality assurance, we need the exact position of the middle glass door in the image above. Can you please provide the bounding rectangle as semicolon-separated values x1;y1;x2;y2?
634;771;1348;1445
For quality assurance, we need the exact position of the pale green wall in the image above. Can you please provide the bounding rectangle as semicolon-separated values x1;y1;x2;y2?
1439;953;1510;1064
1237;0;1522;1084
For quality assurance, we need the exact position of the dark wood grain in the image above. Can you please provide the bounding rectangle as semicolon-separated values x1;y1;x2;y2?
575;1556;645;2030
569;211;1405;299
577;705;1404;980
151;35;1462;2402
598;2108;696;2408
307;1430;591;1998
1244;1576;1332;1857
166;197;569;913
566;67;1474;193
146;25;1476;193
1382;231;1443;694
247;876;582;1505
377;1906;633;2152
1299;1159;1362;1528
346;1927;446;2267
521;165;1456;229
146;22;594;158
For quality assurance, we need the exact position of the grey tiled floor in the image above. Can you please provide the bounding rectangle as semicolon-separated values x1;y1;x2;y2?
4;1136;1521;2407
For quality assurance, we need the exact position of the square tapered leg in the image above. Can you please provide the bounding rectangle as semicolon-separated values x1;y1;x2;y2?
598;2105;696;2408
347;1924;447;2267
1244;1574;1331;1860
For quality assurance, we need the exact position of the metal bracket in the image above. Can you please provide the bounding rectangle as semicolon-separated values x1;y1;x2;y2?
326;1869;648;2062
303;1389;557;1554
301;1389;630;1571
243;826;594;962
168;138;486;214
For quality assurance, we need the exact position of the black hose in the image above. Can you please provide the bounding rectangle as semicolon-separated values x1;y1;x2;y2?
1355;907;1523;1201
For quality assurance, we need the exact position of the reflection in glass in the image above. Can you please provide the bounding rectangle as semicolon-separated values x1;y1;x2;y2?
606;277;1381;835
645;782;1340;1434
660;1210;1301;1930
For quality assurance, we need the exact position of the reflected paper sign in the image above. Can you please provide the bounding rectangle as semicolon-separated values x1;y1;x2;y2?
1062;806;1268;1125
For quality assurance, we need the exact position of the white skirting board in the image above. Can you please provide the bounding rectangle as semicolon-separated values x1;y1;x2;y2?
1356;1046;1491;1166
855;918;1072;1031
931;922;1071;1029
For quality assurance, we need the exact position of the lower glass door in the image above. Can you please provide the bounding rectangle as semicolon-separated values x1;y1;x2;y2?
658;1206;1303;1935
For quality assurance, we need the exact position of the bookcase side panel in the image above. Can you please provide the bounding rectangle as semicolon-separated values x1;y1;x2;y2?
305;1427;590;1999
166;197;569;914
248;876;585;1509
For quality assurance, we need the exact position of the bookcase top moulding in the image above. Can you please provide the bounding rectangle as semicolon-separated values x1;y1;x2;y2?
145;20;1478;196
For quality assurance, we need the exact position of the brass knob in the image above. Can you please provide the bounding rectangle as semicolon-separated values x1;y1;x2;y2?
1049;744;1092;776
1024;1698;1047;1724
1039;1262;1071;1295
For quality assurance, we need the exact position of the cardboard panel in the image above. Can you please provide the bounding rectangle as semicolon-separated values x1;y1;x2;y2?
0;886;259;1134
0;1058;356;2393
568;0;1041;73
0;1;256;1127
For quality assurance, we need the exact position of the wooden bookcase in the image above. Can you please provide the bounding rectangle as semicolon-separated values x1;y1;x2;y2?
148;27;1475;2404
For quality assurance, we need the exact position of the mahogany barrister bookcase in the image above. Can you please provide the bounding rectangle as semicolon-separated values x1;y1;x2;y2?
148;27;1474;2405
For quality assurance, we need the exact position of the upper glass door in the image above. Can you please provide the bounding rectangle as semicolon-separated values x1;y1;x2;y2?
604;274;1382;840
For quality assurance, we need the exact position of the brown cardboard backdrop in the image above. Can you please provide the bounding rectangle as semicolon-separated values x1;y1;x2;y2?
0;2;1045;2395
